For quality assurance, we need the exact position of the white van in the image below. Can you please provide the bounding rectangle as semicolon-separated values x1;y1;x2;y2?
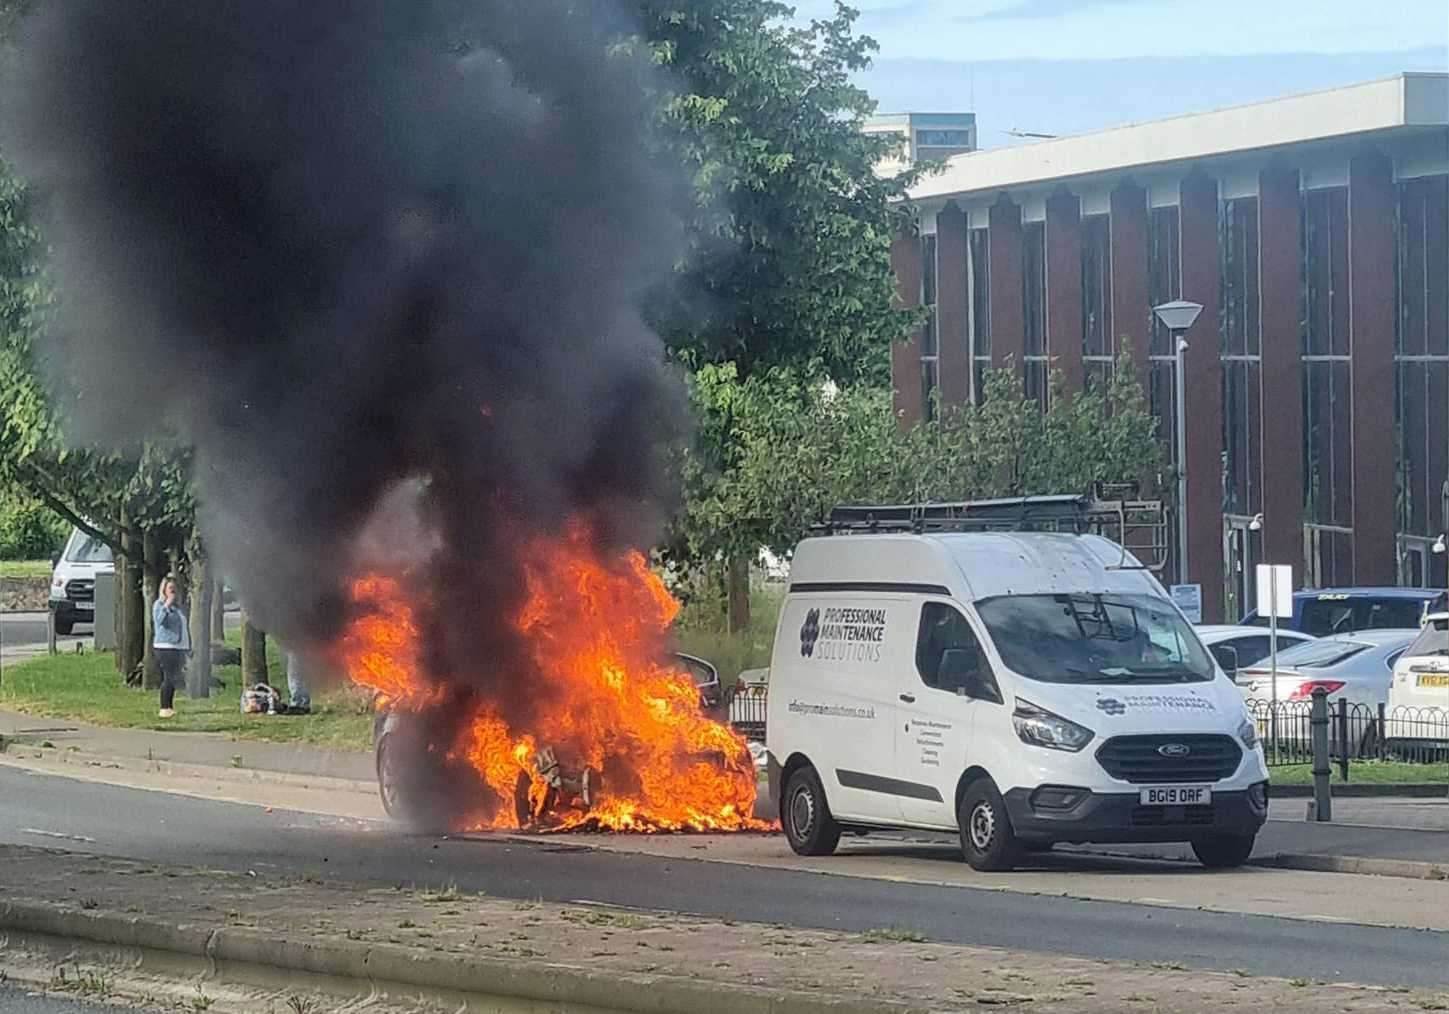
765;503;1268;872
48;526;115;634
1384;612;1449;752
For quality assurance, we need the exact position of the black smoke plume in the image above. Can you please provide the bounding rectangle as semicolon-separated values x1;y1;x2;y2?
3;0;688;712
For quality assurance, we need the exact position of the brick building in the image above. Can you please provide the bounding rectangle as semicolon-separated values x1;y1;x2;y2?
891;74;1449;623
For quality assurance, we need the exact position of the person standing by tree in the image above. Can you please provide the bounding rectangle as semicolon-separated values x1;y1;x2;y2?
153;576;190;718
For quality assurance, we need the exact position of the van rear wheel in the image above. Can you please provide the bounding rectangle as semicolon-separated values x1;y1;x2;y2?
782;764;841;857
958;779;1020;872
1191;833;1255;869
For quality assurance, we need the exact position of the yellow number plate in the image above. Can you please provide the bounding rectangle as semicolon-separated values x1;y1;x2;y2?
1417;673;1449;688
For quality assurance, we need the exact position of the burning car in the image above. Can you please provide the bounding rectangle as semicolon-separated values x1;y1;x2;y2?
373;650;728;830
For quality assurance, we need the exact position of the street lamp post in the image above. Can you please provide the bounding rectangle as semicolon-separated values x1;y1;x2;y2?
1153;300;1204;586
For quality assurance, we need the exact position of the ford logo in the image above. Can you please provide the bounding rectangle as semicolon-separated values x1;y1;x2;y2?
1158;743;1191;759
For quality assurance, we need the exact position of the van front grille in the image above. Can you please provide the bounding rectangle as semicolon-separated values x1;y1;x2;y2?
65;578;95;603
1096;735;1242;784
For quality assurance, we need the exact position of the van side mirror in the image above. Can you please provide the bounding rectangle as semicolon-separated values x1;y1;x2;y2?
938;648;1001;704
1210;644;1240;682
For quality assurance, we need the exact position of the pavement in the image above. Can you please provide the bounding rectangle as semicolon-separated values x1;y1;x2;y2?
1;841;1446;1014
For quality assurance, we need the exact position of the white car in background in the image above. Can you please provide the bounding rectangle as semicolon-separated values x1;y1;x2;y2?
48;526;115;635
1385;613;1449;753
1195;625;1315;680
1235;630;1417;710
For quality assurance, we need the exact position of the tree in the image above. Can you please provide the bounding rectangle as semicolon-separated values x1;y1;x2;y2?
640;1;923;627
701;352;1166;561
1;154;199;683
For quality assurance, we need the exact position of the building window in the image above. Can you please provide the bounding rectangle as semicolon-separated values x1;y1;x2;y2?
1301;186;1354;587
916;129;973;148
1022;221;1047;406
968;227;991;403
1221;197;1261;520
1148;206;1182;357
1082;214;1113;388
921;233;939;421
1395;174;1449;589
1303;188;1350;357
1221;198;1260;357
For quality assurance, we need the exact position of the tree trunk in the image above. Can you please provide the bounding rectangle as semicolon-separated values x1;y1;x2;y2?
186;536;213;699
117;505;145;685
141;527;163;690
241;610;268;685
726;552;751;634
211;580;225;645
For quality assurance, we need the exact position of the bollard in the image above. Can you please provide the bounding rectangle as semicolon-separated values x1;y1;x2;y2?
1310;687;1332;822
47;603;57;656
1335;697;1350;782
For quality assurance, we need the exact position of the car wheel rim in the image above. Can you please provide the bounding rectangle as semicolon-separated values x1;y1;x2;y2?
969;801;995;851
789;785;815;841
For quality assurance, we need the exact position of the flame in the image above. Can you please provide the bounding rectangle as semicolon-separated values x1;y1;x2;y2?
340;521;763;832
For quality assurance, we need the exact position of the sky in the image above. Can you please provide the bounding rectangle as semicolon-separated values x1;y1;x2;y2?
791;0;1449;144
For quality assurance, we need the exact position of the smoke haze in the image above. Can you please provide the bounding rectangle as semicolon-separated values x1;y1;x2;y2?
3;0;688;697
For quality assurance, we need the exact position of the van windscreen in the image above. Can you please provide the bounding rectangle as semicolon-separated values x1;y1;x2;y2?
976;593;1214;685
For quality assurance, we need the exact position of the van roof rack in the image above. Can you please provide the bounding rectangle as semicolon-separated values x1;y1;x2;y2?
811;483;1169;573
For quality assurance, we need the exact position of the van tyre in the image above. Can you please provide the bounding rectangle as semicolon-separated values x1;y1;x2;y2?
54;616;74;636
958;780;1020;872
782;764;841;856
1191;833;1255;869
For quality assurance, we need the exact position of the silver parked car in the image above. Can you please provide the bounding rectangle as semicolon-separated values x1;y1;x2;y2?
1196;624;1315;677
1235;629;1417;710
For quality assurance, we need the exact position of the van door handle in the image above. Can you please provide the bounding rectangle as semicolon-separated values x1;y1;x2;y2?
899;693;916;704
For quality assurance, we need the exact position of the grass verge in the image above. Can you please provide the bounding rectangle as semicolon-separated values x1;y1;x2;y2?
0;559;51;579
1269;760;1449;786
0;648;372;751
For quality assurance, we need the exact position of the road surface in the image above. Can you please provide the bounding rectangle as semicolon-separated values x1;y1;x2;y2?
0;766;1445;990
0;985;153;1013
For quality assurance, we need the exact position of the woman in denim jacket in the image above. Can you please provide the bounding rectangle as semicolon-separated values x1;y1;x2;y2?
153;576;191;718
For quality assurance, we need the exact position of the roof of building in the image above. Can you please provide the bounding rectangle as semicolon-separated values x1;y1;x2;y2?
907;73;1449;203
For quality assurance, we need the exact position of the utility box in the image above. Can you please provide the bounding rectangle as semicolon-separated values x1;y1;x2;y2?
92;571;116;651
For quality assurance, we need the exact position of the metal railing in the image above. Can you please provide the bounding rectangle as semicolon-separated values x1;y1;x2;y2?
1246;698;1449;771
724;683;767;740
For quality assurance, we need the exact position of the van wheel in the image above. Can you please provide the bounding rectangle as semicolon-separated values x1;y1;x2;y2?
54;616;74;636
782;765;841;856
958;780;1020;872
1191;833;1255;869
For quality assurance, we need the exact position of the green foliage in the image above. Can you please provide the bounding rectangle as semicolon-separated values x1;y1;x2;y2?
0;155;195;552
0;486;66;558
641;0;921;383
673;351;1165;563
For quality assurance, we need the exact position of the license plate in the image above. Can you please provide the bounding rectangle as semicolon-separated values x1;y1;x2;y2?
1140;785;1212;806
1417;674;1449;688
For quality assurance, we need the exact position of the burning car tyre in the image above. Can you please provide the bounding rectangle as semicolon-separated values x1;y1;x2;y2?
375;728;457;834
958;779;1020;872
1190;833;1255;869
782;764;840;856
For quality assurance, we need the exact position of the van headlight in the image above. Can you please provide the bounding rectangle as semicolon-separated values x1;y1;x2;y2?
1013;700;1094;752
1237;718;1260;751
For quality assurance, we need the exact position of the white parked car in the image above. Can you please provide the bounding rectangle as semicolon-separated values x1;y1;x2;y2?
1235;630;1416;710
1385;613;1449;752
1195;625;1315;678
766;515;1267;873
